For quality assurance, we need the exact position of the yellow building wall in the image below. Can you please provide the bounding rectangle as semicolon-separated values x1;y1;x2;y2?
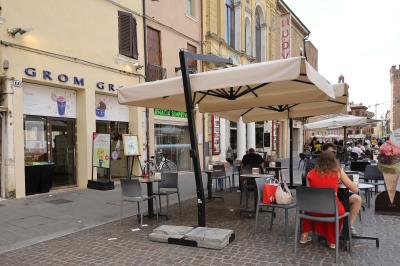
0;0;145;198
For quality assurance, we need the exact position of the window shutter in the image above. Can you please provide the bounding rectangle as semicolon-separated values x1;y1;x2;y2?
118;11;133;57
132;17;138;59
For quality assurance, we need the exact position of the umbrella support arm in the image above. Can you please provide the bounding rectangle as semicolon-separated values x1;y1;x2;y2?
289;118;294;186
179;50;232;227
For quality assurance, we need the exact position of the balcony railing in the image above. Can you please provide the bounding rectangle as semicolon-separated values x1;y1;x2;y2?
146;63;166;82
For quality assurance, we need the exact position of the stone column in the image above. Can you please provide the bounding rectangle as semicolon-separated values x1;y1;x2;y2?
236;117;246;160
219;118;226;161
246;122;256;150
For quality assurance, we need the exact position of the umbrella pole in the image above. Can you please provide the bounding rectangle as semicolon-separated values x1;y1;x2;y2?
289;118;294;186
343;126;348;164
179;50;232;227
179;50;206;227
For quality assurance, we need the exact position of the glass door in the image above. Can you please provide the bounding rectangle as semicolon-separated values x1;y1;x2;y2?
50;118;76;187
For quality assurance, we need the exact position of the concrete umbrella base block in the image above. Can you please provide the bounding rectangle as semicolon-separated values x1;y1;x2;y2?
149;225;235;250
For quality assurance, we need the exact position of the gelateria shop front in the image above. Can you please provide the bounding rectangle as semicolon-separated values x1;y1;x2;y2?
23;82;77;194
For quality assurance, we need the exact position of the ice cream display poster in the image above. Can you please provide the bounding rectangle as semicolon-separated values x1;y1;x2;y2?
376;128;400;214
23;83;76;118
95;94;129;122
92;133;111;169
122;134;140;156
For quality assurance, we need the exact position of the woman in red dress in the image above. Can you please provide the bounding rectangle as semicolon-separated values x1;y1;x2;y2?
300;151;359;248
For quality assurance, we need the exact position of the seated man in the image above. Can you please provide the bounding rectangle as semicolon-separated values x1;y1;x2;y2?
351;142;365;158
241;148;264;168
306;142;362;235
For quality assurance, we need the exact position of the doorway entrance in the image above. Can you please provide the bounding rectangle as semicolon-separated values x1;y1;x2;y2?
50;118;76;187
24;115;76;188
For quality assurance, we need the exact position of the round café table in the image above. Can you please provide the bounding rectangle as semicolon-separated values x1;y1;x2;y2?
264;166;287;179
239;174;274;214
135;176;162;218
339;183;374;208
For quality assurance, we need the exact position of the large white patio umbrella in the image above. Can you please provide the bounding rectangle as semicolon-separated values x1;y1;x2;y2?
215;83;348;122
118;56;336;113
118;52;337;226
213;83;348;185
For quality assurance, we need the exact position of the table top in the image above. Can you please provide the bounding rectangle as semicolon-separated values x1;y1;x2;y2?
240;173;274;178
265;166;287;170
204;170;223;173
134;177;162;183
339;183;374;189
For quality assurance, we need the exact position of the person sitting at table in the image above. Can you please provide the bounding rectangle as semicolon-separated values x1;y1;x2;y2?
351;142;365;158
300;151;359;249
241;148;264;168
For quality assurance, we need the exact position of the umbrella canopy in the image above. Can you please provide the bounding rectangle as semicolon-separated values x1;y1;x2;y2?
304;115;375;130
118;57;336;113
215;83;348;122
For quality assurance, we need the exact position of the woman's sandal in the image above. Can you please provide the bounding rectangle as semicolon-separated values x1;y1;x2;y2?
299;235;312;244
328;243;336;249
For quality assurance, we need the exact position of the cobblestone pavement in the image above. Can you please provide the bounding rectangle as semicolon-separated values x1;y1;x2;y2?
1;188;398;266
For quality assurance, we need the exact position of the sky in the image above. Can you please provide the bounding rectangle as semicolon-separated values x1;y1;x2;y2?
284;0;400;119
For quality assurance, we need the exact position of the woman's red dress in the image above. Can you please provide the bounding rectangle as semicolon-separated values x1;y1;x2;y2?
302;169;345;244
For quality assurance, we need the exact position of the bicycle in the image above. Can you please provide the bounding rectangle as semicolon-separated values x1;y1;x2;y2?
142;150;177;177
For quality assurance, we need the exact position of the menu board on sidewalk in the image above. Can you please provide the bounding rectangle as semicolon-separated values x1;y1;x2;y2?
92;133;111;169
122;134;140;156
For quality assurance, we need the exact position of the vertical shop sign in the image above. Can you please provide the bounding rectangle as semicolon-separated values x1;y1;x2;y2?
281;13;291;59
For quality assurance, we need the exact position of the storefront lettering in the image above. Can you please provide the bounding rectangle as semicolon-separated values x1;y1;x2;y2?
24;67;117;92
154;108;187;118
280;14;291;59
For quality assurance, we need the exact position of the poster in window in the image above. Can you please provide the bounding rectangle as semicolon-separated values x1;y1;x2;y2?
92;133;111;169
264;132;271;148
122;134;140;156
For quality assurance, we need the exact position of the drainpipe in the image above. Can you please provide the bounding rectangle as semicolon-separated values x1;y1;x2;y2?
302;34;309;60
0;111;4;198
142;0;150;161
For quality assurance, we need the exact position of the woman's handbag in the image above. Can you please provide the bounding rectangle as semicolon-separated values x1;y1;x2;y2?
263;179;279;204
275;176;293;204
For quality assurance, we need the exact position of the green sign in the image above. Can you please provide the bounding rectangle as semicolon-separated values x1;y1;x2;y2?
154;108;187;118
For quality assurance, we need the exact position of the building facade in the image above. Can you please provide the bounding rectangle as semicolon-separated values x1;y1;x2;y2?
0;0;145;198
390;65;400;131
145;0;203;171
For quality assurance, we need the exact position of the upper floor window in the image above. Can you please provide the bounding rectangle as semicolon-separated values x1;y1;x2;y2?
226;0;235;48
245;17;251;55
118;11;138;59
187;0;194;17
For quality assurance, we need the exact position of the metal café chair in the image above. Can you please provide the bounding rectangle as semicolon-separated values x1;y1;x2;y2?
363;165;386;194
120;179;159;226
212;164;232;192
240;164;263;206
350;161;370;173
254;177;296;239
294;187;351;263
153;171;181;218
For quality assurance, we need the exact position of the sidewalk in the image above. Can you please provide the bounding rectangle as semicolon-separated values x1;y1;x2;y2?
0;157;303;254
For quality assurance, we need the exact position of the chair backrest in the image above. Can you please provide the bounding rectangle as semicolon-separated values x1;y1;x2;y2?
299;153;306;160
296;186;337;215
255;177;273;204
364;165;384;181
241;164;263;174
350;152;359;161
120;179;142;197
350;161;370;172
212;164;226;177
159;171;179;189
266;161;282;167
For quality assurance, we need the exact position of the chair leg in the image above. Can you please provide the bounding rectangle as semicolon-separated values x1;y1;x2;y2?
347;216;352;253
335;219;339;263
158;194;162;214
285;208;289;240
120;199;123;223
138;202;143;227
177;190;182;215
154;197;159;222
255;205;260;234
298;160;301;170
294;213;299;253
166;194;169;218
269;207;275;230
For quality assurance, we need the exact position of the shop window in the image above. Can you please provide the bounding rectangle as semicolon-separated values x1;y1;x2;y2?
118;11;138;59
24;116;48;163
187;43;197;73
256;124;264;149
186;0;194;17
155;124;192;171
96;121;129;179
211;115;221;155
226;0;235;48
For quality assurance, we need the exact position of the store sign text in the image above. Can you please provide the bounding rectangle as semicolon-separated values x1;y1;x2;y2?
280;14;291;59
24;68;118;92
154;108;187;118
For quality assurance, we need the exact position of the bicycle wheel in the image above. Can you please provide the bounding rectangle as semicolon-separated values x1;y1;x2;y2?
161;160;177;173
143;161;156;177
